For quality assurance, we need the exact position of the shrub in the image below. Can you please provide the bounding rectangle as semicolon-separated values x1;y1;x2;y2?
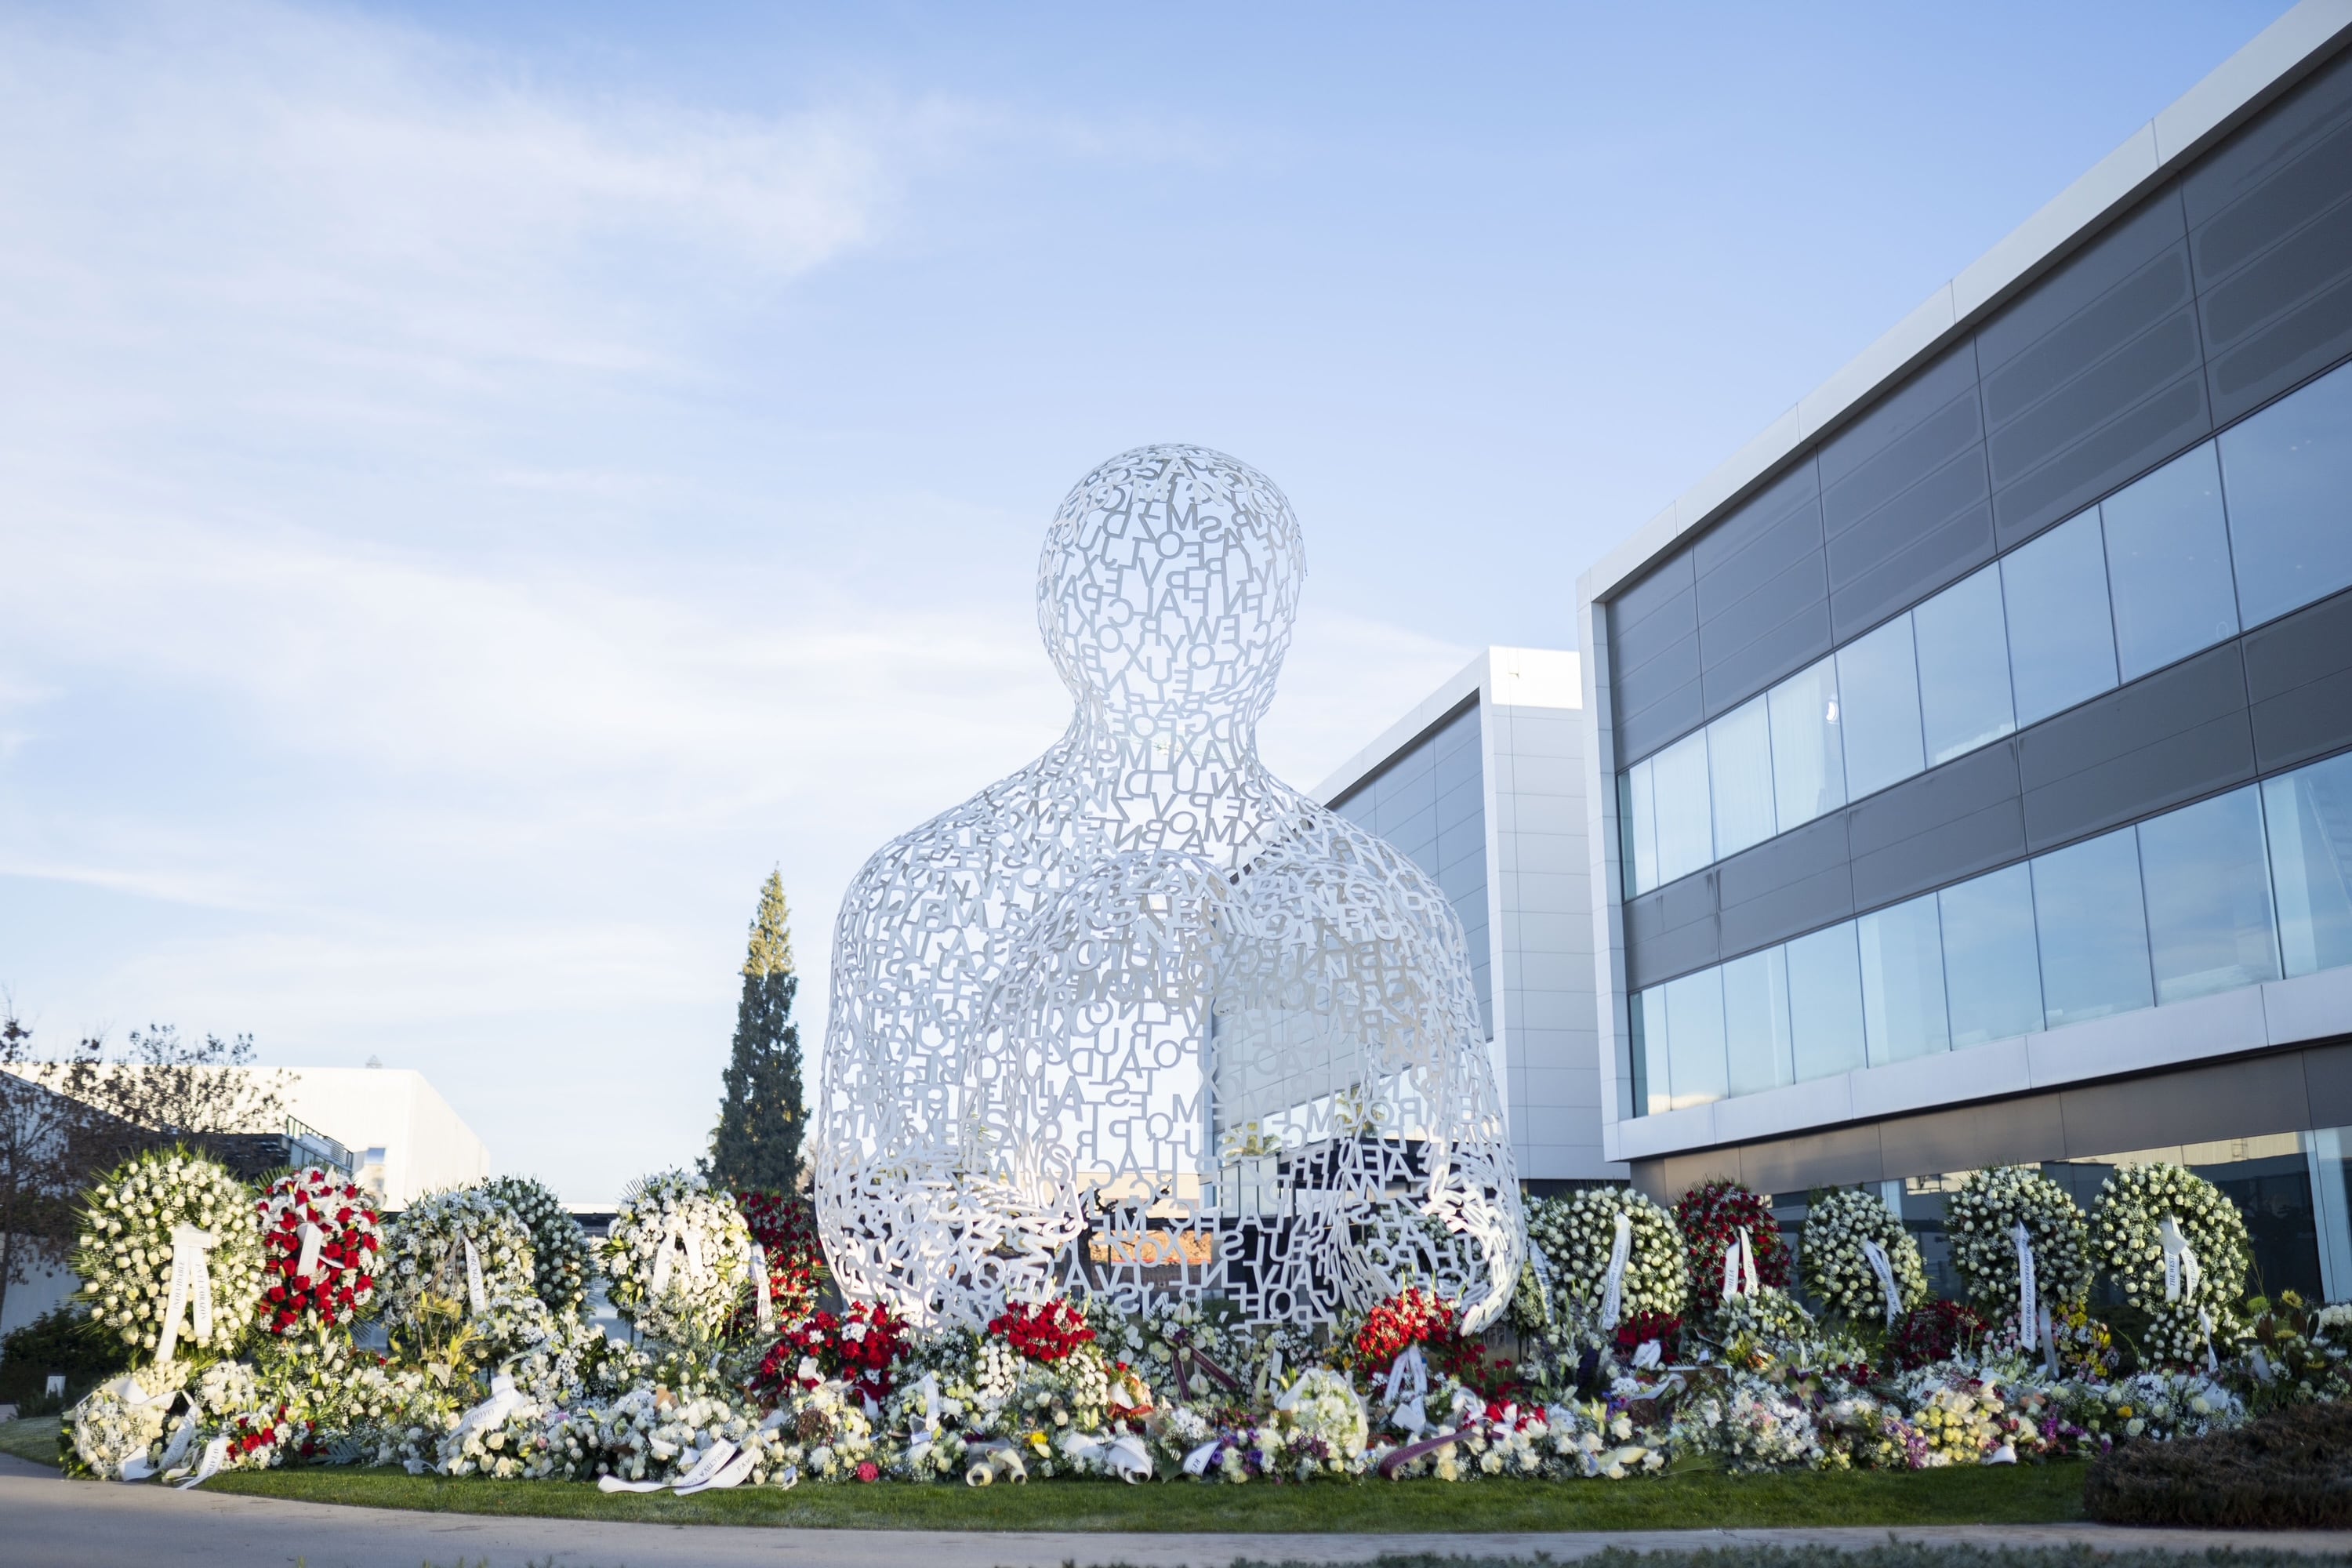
2085;1399;2352;1528
0;1305;130;1410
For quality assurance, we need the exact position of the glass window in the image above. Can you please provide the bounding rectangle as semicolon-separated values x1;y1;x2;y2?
1722;946;1795;1098
1837;614;1926;799
2264;752;2352;978
1631;987;1668;1117
2033;829;2154;1026
1651;729;1713;884
1857;894;1949;1065
1786;922;1867;1081
1768;655;1846;831
2003;513;2118;727
1662;967;1728;1111
1621;761;1658;897
1708;695;1777;860
1937;864;2043;1047
1913;564;2016;766
2138;786;2280;1004
2103;442;2240;681
2221;359;2352;629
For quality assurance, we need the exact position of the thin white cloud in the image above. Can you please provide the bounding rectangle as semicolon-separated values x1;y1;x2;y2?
0;0;925;411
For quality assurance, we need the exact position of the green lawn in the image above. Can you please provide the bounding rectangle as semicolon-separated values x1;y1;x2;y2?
0;1414;2090;1533
198;1461;2085;1532
0;1416;61;1467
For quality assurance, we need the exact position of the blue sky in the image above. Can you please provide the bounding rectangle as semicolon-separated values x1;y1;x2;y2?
0;0;2282;1200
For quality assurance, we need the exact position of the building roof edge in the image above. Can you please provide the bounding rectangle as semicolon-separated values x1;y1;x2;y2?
1578;0;2352;612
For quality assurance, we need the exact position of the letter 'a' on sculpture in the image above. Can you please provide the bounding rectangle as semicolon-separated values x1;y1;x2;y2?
814;444;1526;1333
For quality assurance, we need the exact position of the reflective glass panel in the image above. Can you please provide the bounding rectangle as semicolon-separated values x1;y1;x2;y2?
2003;513;2118;727
2103;443;2239;681
1663;967;1728;1111
1937;864;2043;1047
2221;359;2352;629
1837;614;1925;799
2264;751;2352;978
1768;655;1846;831
1651;729;1713;884
1622;760;1658;897
1632;987;1669;1116
1722;946;1795;1098
1913;564;2016;766
2138;786;2279;1004
2032;829;2153;1026
1786;922;1867;1081
1858;893;1949;1065
1709;695;1777;860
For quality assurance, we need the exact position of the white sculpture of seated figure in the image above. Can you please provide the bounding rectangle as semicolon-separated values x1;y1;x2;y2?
814;444;1524;1330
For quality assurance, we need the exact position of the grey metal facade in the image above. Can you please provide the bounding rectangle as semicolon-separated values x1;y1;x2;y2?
1612;42;2352;998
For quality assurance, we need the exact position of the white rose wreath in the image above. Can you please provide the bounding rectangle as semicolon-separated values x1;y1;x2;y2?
72;1147;264;1364
1526;1188;1686;1329
1799;1188;1928;1327
599;1169;753;1345
381;1185;539;1347
2092;1161;2252;1367
483;1174;597;1316
1945;1165;2092;1323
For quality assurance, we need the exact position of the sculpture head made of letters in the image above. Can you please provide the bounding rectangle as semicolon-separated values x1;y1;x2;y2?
815;444;1524;1332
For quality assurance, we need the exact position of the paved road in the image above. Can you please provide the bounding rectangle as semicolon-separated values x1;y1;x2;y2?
7;1454;2350;1568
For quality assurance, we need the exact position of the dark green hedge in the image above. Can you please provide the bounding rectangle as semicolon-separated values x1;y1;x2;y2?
2085;1400;2352;1529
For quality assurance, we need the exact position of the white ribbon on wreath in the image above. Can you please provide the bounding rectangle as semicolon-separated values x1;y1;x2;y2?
648;1215;708;1299
2158;1214;2202;1302
1599;1210;1633;1331
2158;1212;2220;1372
750;1243;774;1332
1860;1238;1903;1327
1720;1226;1759;1300
2012;1221;2037;1352
452;1373;526;1446
294;1223;325;1285
155;1224;217;1365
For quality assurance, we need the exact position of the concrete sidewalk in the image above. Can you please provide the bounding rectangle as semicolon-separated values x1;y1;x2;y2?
5;1453;2347;1568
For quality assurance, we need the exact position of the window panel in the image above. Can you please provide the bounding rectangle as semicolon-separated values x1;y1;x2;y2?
1937;864;2044;1047
1837;614;1926;799
2003;512;2118;727
1621;761;1658;897
1708;695;1777;860
2221;359;2352;629
1651;729;1713;884
2264;752;2352;978
1662;967;1728;1111
1722;946;1795;1098
2103;442;2240;681
1787;922;1867;1082
2138;786;2280;1004
2032;829;2154;1026
1913;564;2016;766
1631;987;1667;1117
1768;655;1846;831
1858;893;1949;1065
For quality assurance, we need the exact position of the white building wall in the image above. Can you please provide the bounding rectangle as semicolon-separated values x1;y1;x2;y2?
278;1068;490;1209
1316;647;1623;1186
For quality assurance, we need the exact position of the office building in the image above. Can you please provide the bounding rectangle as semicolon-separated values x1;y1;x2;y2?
1576;3;2352;1296
1316;645;1618;1185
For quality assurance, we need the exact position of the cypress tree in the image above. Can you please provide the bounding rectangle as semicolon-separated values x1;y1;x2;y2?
704;870;804;1192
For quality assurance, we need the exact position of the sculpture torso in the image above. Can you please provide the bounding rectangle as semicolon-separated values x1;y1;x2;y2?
815;446;1523;1330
